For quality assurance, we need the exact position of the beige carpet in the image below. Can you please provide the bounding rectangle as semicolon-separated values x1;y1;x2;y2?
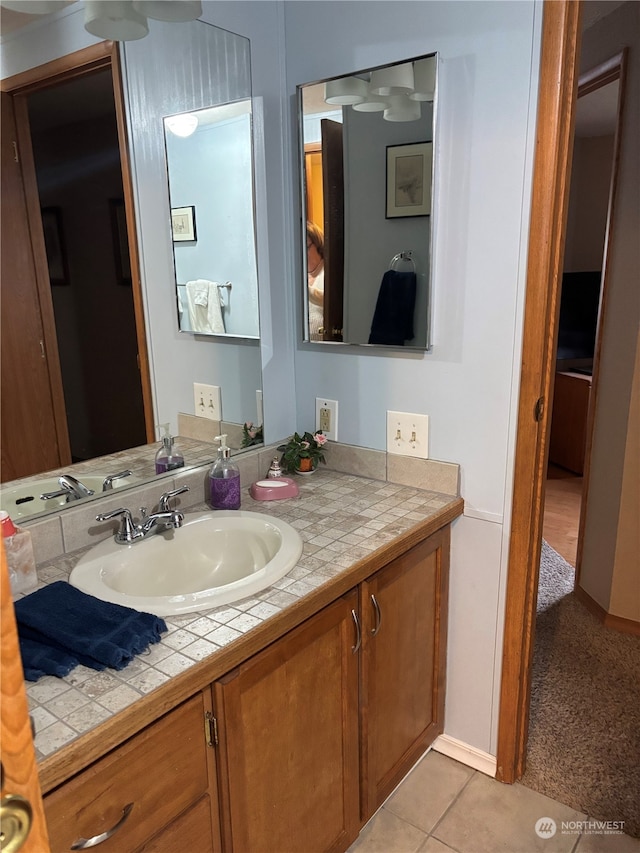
521;541;640;837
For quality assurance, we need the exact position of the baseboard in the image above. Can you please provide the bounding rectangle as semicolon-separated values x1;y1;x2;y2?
574;585;640;636
432;734;497;777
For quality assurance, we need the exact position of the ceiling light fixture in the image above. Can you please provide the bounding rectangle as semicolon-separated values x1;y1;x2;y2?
164;112;199;138
0;0;203;41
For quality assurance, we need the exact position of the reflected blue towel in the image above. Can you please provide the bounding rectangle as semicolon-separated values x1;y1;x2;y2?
16;582;167;680
368;270;417;346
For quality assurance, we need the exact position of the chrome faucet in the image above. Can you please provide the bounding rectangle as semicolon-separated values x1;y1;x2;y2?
41;474;95;503
96;487;189;544
102;469;133;491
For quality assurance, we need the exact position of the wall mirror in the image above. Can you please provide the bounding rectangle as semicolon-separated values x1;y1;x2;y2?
164;100;260;339
297;53;437;349
0;17;263;523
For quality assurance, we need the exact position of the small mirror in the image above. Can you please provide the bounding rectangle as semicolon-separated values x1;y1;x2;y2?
298;53;437;349
164;100;259;338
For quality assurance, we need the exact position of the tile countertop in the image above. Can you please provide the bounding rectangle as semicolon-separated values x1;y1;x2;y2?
25;469;463;790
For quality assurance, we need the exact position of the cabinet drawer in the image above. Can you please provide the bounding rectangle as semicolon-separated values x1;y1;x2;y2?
44;693;209;853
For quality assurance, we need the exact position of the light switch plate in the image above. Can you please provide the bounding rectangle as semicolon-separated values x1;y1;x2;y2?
194;383;221;421
315;398;338;441
386;411;429;458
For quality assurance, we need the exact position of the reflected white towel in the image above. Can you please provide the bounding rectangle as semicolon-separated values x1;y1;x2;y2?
186;280;225;334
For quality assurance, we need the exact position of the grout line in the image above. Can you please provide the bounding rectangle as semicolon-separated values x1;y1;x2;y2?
426;767;477;849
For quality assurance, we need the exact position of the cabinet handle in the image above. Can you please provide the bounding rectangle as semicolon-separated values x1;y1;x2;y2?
351;609;361;654
70;803;134;849
370;594;381;636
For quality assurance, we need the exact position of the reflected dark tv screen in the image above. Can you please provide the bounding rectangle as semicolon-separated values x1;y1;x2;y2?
556;271;601;361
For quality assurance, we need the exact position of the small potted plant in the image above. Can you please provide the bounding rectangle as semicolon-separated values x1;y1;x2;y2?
241;422;263;448
278;430;327;474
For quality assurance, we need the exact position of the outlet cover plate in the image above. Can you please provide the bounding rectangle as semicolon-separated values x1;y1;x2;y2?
387;411;429;458
315;398;338;442
194;383;221;421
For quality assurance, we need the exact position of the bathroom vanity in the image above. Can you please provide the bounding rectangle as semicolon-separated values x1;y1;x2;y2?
29;471;462;852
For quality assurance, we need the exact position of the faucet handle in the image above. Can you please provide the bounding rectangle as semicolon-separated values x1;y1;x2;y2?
102;470;133;491
158;486;189;512
96;508;138;543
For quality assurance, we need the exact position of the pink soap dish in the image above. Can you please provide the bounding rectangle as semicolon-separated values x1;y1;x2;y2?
250;477;299;501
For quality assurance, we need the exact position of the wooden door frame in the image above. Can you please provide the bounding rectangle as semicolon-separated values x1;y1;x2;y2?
496;0;582;783
1;42;155;446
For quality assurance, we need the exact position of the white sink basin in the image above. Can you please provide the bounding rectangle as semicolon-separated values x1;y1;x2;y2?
69;511;304;616
0;474;138;520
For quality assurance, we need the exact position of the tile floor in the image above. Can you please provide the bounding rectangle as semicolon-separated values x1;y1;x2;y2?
348;751;640;853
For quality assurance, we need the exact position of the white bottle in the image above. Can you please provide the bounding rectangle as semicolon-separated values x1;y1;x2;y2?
1;511;38;596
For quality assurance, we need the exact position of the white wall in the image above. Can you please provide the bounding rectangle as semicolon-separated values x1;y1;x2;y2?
284;0;542;755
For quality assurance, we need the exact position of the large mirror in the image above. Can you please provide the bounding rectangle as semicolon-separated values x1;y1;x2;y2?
164;100;260;339
0;17;263;522
298;53;438;349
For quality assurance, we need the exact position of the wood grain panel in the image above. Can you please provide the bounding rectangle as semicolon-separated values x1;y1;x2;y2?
215;591;360;853
360;530;448;818
1;542;51;851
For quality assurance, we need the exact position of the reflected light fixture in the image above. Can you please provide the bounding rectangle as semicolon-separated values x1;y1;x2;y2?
383;95;422;122
369;62;415;96
324;77;368;106
409;57;436;102
0;0;202;41
0;0;68;11
352;91;388;113
84;1;148;41
165;112;199;138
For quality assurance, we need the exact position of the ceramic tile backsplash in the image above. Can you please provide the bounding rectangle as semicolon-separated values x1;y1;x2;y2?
324;442;387;481
177;412;220;444
387;455;460;496
21;440;458;563
26;515;64;565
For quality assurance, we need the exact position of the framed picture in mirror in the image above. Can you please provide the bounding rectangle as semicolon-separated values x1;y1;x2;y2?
109;198;132;286
386;142;432;218
41;207;69;286
171;205;197;242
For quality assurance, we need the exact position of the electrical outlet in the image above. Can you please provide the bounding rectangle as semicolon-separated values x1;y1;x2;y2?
386;411;429;459
315;398;338;442
193;383;221;421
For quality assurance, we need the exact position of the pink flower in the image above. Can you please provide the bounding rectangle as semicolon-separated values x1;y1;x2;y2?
314;432;328;446
300;441;310;450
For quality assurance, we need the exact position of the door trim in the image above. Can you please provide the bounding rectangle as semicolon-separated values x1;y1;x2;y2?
1;43;155;445
495;0;582;783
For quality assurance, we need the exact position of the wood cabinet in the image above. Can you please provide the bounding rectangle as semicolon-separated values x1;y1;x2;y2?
549;370;592;474
214;591;361;853
42;525;451;853
213;528;450;850
360;530;448;819
43;693;220;853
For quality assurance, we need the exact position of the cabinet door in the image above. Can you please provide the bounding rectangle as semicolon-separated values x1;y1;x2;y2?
214;591;360;853
44;694;216;853
360;529;449;818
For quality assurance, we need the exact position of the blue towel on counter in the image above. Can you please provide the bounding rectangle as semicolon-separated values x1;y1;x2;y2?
19;636;78;682
15;582;167;681
368;270;417;346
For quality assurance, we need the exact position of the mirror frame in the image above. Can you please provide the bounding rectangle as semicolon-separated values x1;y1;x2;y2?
296;52;439;351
